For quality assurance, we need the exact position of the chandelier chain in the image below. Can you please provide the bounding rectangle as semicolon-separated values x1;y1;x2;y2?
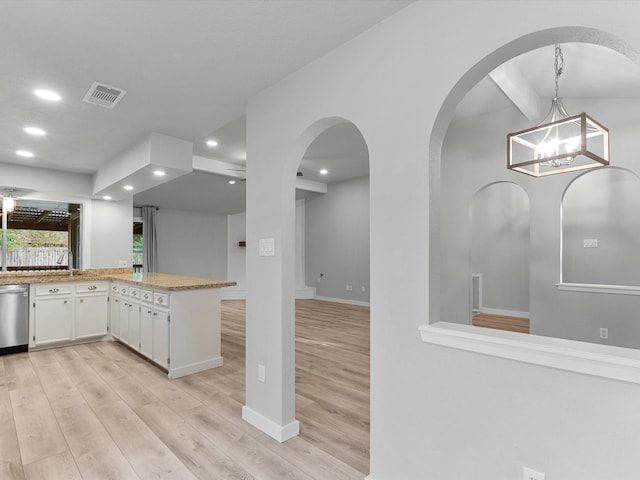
554;44;564;99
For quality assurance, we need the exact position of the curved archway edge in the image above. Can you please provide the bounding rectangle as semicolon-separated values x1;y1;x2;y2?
428;26;640;323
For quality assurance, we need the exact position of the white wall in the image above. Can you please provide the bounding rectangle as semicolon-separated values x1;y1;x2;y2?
225;212;247;297
89;198;133;268
225;200;310;299
243;2;640;479
155;209;227;279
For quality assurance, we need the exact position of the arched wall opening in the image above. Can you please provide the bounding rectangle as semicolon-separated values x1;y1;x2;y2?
429;27;640;347
286;116;371;470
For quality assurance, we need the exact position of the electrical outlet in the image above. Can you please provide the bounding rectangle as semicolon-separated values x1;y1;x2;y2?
523;467;545;480
361;286;366;292
258;364;265;383
600;327;609;339
346;285;353;291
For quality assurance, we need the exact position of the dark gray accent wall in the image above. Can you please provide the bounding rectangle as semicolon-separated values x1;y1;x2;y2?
305;175;369;303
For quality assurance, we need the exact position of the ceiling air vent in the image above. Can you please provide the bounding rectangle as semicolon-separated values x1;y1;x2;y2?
82;81;127;109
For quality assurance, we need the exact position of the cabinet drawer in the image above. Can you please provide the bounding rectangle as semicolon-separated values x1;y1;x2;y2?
153;292;170;308
140;289;153;304
35;284;73;296
75;282;109;294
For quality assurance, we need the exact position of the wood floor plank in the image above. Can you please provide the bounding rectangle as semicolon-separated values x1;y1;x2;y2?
181;405;315;480
22;451;82;480
0;359;25;480
472;313;529;333
136;401;256;480
93;399;197;479
10;384;69;466
0;298;370;479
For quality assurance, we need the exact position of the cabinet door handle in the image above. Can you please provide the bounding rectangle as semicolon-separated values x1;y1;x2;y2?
147;310;152;314
158;298;163;304
49;288;59;293
88;285;97;291
63;300;68;304
80;299;84;303
153;312;158;316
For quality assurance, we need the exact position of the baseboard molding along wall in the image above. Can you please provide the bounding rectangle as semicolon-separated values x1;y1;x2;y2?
315;295;370;307
480;307;529;318
242;406;300;443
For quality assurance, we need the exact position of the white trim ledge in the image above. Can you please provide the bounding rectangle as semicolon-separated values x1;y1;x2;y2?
419;322;640;385
242;406;300;443
556;282;640;296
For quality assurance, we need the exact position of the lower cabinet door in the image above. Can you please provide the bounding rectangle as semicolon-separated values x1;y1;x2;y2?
128;302;141;352
33;297;73;345
75;294;108;339
110;297;120;339
118;299;130;344
140;307;153;359
152;309;170;369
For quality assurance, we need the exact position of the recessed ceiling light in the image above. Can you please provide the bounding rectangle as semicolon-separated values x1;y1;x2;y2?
153;170;166;177
24;126;46;136
206;139;218;147
103;195;112;201
16;150;34;158
228;180;236;185
34;89;61;101
123;185;134;191
319;169;329;175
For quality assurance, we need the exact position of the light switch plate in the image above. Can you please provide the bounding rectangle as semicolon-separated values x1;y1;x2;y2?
583;238;598;248
259;238;275;257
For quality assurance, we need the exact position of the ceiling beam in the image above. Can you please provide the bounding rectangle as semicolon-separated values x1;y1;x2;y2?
34;210;51;224
489;62;542;122
192;155;328;193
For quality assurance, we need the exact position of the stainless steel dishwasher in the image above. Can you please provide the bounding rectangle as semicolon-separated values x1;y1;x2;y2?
0;284;29;354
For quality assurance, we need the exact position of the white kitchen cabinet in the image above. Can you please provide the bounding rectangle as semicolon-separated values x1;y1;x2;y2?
140;305;154;359
152;307;170;369
109;285;221;378
127;288;141;351
32;284;73;346
139;290;154;359
118;294;130;345
75;282;109;339
110;283;120;339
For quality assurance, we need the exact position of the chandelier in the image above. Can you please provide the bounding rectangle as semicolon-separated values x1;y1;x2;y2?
507;44;609;177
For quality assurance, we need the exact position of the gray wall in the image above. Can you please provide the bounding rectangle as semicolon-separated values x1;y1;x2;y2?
305;176;370;303
471;182;530;315
155;209;227;279
563;167;640;286
442;98;640;348
242;3;640;479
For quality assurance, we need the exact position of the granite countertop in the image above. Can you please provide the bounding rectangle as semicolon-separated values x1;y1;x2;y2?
0;268;236;290
108;272;236;291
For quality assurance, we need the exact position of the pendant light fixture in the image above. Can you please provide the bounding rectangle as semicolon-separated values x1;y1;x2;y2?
507;44;609;177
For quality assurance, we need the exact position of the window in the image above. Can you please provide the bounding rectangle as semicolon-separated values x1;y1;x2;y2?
0;200;81;272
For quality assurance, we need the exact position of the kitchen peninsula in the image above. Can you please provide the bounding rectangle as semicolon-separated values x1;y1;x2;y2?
2;269;235;379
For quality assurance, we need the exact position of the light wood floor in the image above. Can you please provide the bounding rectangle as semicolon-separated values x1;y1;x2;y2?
0;299;370;479
472;312;529;334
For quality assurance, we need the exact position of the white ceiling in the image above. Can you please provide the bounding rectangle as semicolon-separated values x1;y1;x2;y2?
0;1;410;175
4;2;640;215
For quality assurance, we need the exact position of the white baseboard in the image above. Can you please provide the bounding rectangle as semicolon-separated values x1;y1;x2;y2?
314;295;370;307
242;406;300;443
296;286;316;299
168;356;223;379
480;307;529;318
